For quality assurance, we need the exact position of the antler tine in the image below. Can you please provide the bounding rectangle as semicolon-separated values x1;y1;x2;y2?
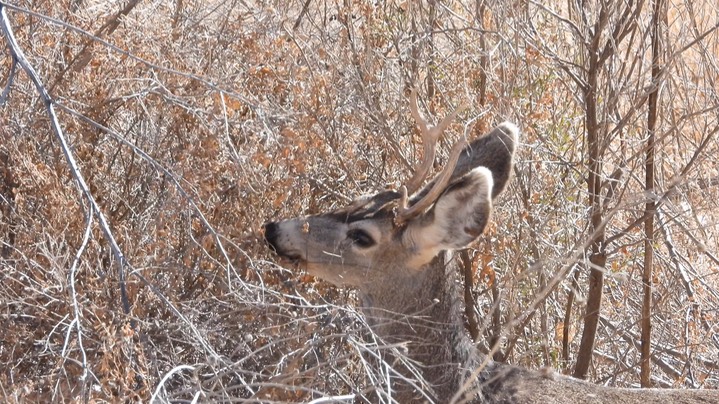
397;136;468;225
397;89;467;225
405;89;465;195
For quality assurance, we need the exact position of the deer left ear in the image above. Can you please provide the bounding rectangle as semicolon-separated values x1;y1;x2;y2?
403;167;494;265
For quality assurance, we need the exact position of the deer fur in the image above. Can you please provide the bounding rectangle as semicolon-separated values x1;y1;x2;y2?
264;122;718;403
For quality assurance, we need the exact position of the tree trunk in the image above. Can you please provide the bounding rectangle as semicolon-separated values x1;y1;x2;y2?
641;0;663;387
574;52;607;379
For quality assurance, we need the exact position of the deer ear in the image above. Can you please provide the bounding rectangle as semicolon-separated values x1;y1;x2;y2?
404;167;493;265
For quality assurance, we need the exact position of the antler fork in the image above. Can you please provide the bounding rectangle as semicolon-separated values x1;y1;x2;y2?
395;89;467;225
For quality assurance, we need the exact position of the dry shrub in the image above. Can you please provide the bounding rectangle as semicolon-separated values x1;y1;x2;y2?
1;0;717;402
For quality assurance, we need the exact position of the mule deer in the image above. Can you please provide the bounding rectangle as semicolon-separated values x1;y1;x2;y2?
264;91;718;403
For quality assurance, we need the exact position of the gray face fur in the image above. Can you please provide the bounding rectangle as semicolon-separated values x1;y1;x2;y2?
264;122;519;292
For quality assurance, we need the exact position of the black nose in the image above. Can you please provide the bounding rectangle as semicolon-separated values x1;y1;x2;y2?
263;221;280;252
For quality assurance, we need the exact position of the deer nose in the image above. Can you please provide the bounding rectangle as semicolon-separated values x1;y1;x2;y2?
263;221;280;252
264;221;303;261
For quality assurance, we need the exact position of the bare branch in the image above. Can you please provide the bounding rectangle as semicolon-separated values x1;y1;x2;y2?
0;3;132;317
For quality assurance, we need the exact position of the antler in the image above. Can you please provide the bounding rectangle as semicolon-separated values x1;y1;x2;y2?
396;89;467;225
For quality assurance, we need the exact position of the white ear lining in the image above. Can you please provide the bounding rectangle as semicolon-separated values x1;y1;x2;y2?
403;167;494;268
434;166;493;242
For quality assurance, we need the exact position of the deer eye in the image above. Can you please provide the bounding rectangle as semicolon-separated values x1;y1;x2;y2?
347;228;375;248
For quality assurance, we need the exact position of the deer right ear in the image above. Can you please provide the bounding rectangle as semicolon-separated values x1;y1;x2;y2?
403;167;493;267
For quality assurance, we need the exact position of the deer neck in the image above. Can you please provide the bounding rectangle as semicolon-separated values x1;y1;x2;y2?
359;252;484;402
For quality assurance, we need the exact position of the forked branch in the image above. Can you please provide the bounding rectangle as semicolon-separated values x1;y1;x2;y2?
396;89;467;224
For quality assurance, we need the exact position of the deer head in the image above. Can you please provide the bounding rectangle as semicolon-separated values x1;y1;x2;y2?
264;91;518;298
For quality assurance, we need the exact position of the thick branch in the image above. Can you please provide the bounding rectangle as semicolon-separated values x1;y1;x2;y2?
0;4;131;316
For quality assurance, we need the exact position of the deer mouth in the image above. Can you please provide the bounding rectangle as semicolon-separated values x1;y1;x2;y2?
266;242;305;266
267;245;307;269
279;252;304;265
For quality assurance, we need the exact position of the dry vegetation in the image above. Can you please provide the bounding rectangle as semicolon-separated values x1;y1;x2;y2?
1;0;718;402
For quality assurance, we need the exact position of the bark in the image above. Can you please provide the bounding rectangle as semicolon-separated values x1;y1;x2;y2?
562;268;580;363
574;46;607;380
641;0;663;387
